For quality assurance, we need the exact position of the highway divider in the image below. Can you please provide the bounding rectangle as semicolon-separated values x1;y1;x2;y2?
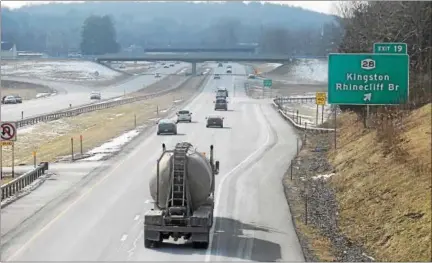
1;162;49;203
272;97;334;133
1;71;213;205
14;70;211;129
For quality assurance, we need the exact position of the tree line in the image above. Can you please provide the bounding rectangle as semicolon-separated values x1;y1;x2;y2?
1;1;337;56
336;1;431;113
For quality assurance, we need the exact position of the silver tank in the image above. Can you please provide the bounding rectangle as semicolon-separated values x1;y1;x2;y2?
149;149;213;211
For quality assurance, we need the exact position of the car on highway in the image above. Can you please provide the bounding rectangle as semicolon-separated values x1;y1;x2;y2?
248;74;256;79
214;97;228;111
226;69;232;74
176;110;192;123
214;74;221;79
164;65;169;68
2;95;17;104
157;119;178;135
206;115;224;128
218;63;223;67
90;91;101;100
216;88;228;97
227;65;232;69
11;94;22;103
175;61;180;64
155;73;161;78
170;64;175;67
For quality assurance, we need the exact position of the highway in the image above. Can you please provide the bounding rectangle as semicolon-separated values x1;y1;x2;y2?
1;62;190;121
0;63;304;261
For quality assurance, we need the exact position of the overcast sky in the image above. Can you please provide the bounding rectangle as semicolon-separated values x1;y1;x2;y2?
1;1;335;14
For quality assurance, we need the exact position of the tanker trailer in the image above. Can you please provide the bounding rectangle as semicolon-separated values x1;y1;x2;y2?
145;142;220;249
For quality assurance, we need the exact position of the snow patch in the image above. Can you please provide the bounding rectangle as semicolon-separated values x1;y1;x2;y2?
81;130;140;161
285;59;328;84
1;61;122;82
312;173;335;180
1;173;51;208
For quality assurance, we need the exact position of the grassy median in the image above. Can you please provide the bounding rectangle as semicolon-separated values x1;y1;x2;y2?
0;75;207;171
1;80;53;100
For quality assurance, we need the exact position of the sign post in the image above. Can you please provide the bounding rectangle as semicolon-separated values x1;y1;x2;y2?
328;53;409;105
373;42;407;54
315;92;327;125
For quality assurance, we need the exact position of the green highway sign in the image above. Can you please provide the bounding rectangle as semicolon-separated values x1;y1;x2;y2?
263;79;272;87
374;42;407;54
328;53;409;105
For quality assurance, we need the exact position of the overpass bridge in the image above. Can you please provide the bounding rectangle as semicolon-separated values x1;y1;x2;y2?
95;53;327;75
143;47;256;53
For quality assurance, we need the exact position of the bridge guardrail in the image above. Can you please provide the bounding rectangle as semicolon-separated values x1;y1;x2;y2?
14;71;209;129
272;97;334;133
1;162;49;202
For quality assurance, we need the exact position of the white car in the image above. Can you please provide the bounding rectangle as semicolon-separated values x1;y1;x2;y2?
2;95;17;104
176;110;192;123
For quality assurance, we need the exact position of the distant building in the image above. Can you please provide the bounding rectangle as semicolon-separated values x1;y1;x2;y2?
1;41;17;59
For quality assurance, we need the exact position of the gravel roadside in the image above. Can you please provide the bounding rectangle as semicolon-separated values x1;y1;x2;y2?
282;128;374;262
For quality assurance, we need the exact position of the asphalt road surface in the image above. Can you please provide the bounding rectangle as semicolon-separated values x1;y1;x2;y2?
1;63;304;261
1;62;190;121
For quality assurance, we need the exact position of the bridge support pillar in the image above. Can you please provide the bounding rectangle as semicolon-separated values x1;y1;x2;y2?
191;62;197;76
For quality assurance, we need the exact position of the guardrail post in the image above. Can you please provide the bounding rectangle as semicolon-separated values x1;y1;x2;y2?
71;137;74;161
304;123;307;145
69;104;72;108
21;111;24;120
299;116;302;125
297;137;300;154
290;161;293;180
296;110;299;123
80;135;83;155
134;114;137;128
33;151;36;168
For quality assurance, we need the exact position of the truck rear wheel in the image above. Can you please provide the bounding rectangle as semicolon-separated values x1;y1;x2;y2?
145;239;161;248
193;241;209;249
144;239;152;248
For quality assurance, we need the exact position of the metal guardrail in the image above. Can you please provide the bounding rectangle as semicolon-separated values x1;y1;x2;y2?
274;96;316;104
272;98;334;133
13;70;211;129
1;162;49;201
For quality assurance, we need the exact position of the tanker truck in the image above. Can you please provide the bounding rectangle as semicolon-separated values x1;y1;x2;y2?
144;142;220;249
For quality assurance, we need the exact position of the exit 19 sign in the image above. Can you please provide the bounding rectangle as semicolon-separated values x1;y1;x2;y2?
373;43;407;54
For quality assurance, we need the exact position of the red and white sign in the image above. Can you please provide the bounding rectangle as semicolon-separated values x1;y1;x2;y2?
0;122;17;141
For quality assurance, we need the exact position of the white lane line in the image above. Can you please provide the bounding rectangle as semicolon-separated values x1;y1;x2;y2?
127;229;144;259
134;215;140;221
121;234;128;242
205;103;272;262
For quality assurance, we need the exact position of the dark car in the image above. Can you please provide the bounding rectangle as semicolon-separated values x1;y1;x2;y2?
214;74;221;79
164;65;169;68
218;63;223;67
206;116;224;128
226;69;232;74
214;98;228;111
157;119;178;135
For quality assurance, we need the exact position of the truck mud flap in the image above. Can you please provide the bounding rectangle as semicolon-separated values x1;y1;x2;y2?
145;229;161;241
191;232;209;243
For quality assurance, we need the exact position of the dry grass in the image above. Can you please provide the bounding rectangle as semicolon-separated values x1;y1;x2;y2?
328;104;432;261
1;80;53;100
0;76;205;166
296;221;336;261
